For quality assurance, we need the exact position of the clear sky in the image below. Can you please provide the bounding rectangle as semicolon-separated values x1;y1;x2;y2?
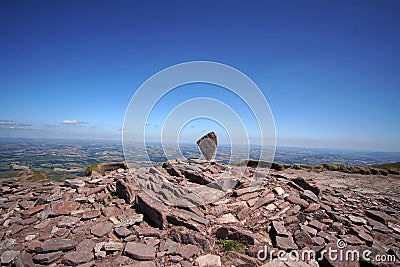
0;0;399;151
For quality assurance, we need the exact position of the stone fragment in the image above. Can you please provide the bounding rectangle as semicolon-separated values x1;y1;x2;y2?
114;226;132;238
215;226;254;245
301;225;318;237
19;200;34;210
293;229;313;249
25;234;36;241
76;239;96;252
273;186;285;195
312;236;325;246
304;203;320;213
124;242;155;260
63;251;93;266
33;251;62;264
371;231;396;245
194;254;221;267
21;205;45;218
388;222;400;234
178;244;201;259
82;209;101;220
51;201;80;215
8;224;24;235
170;228;212;251
344;235;365;245
137;226;162;237
252;193;275;209
347;215;367;225
270;221;290;237
136;193;168;228
57;216;80;228
159;240;179;254
64;179;85;188
116;214;144;227
116;178;136;204
197;131;218;161
308;219;327;231
290;177;320;196
91;222;113;237
285;195;309;208
35;238;77;253
13;251;34;267
94;242;105;260
104;241;124;251
1;250;19;265
109;216;120;224
275;236;298;251
162;160;182;177
284;216;298;225
185;170;213;185
215;213;238;224
365;210;397;225
300;190;318;203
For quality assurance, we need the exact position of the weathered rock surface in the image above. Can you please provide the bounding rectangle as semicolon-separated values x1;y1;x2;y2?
124;242;155;260
197;131;217;160
0;158;399;266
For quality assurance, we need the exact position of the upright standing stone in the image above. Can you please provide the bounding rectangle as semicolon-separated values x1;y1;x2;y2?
197;132;217;161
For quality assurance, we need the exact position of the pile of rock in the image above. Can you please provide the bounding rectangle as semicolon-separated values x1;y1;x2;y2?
0;157;399;266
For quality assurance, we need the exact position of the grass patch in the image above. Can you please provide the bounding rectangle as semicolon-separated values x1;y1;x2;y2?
219;239;244;252
84;162;128;176
26;170;48;182
0;171;20;179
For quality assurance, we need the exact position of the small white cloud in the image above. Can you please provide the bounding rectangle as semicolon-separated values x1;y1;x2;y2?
0;120;15;125
62;120;88;126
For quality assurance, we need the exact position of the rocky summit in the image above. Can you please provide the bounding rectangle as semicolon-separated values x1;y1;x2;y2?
0;159;399;267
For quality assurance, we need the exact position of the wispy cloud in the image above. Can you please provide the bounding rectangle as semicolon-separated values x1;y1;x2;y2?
17;123;32;127
8;126;33;131
0;120;15;125
62;120;88;126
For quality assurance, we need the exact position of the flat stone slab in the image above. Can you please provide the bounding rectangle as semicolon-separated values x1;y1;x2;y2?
1;250;19;265
63;250;94;266
136;193;168;229
35;238;77;253
33;251;62;264
91;222;113;237
124;242;155;260
51;201;80;215
195;254;221;267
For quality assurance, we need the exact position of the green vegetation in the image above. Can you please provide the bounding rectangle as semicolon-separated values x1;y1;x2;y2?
0;171;20;179
231;159;291;171
231;159;400;176
371;162;400;169
25;170;48;182
84;162;128;176
219;239;244;252
44;171;79;182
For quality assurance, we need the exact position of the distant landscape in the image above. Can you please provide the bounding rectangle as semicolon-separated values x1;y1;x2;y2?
1;138;399;179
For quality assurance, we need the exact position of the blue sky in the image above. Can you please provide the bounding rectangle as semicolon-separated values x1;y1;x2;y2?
0;0;399;151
